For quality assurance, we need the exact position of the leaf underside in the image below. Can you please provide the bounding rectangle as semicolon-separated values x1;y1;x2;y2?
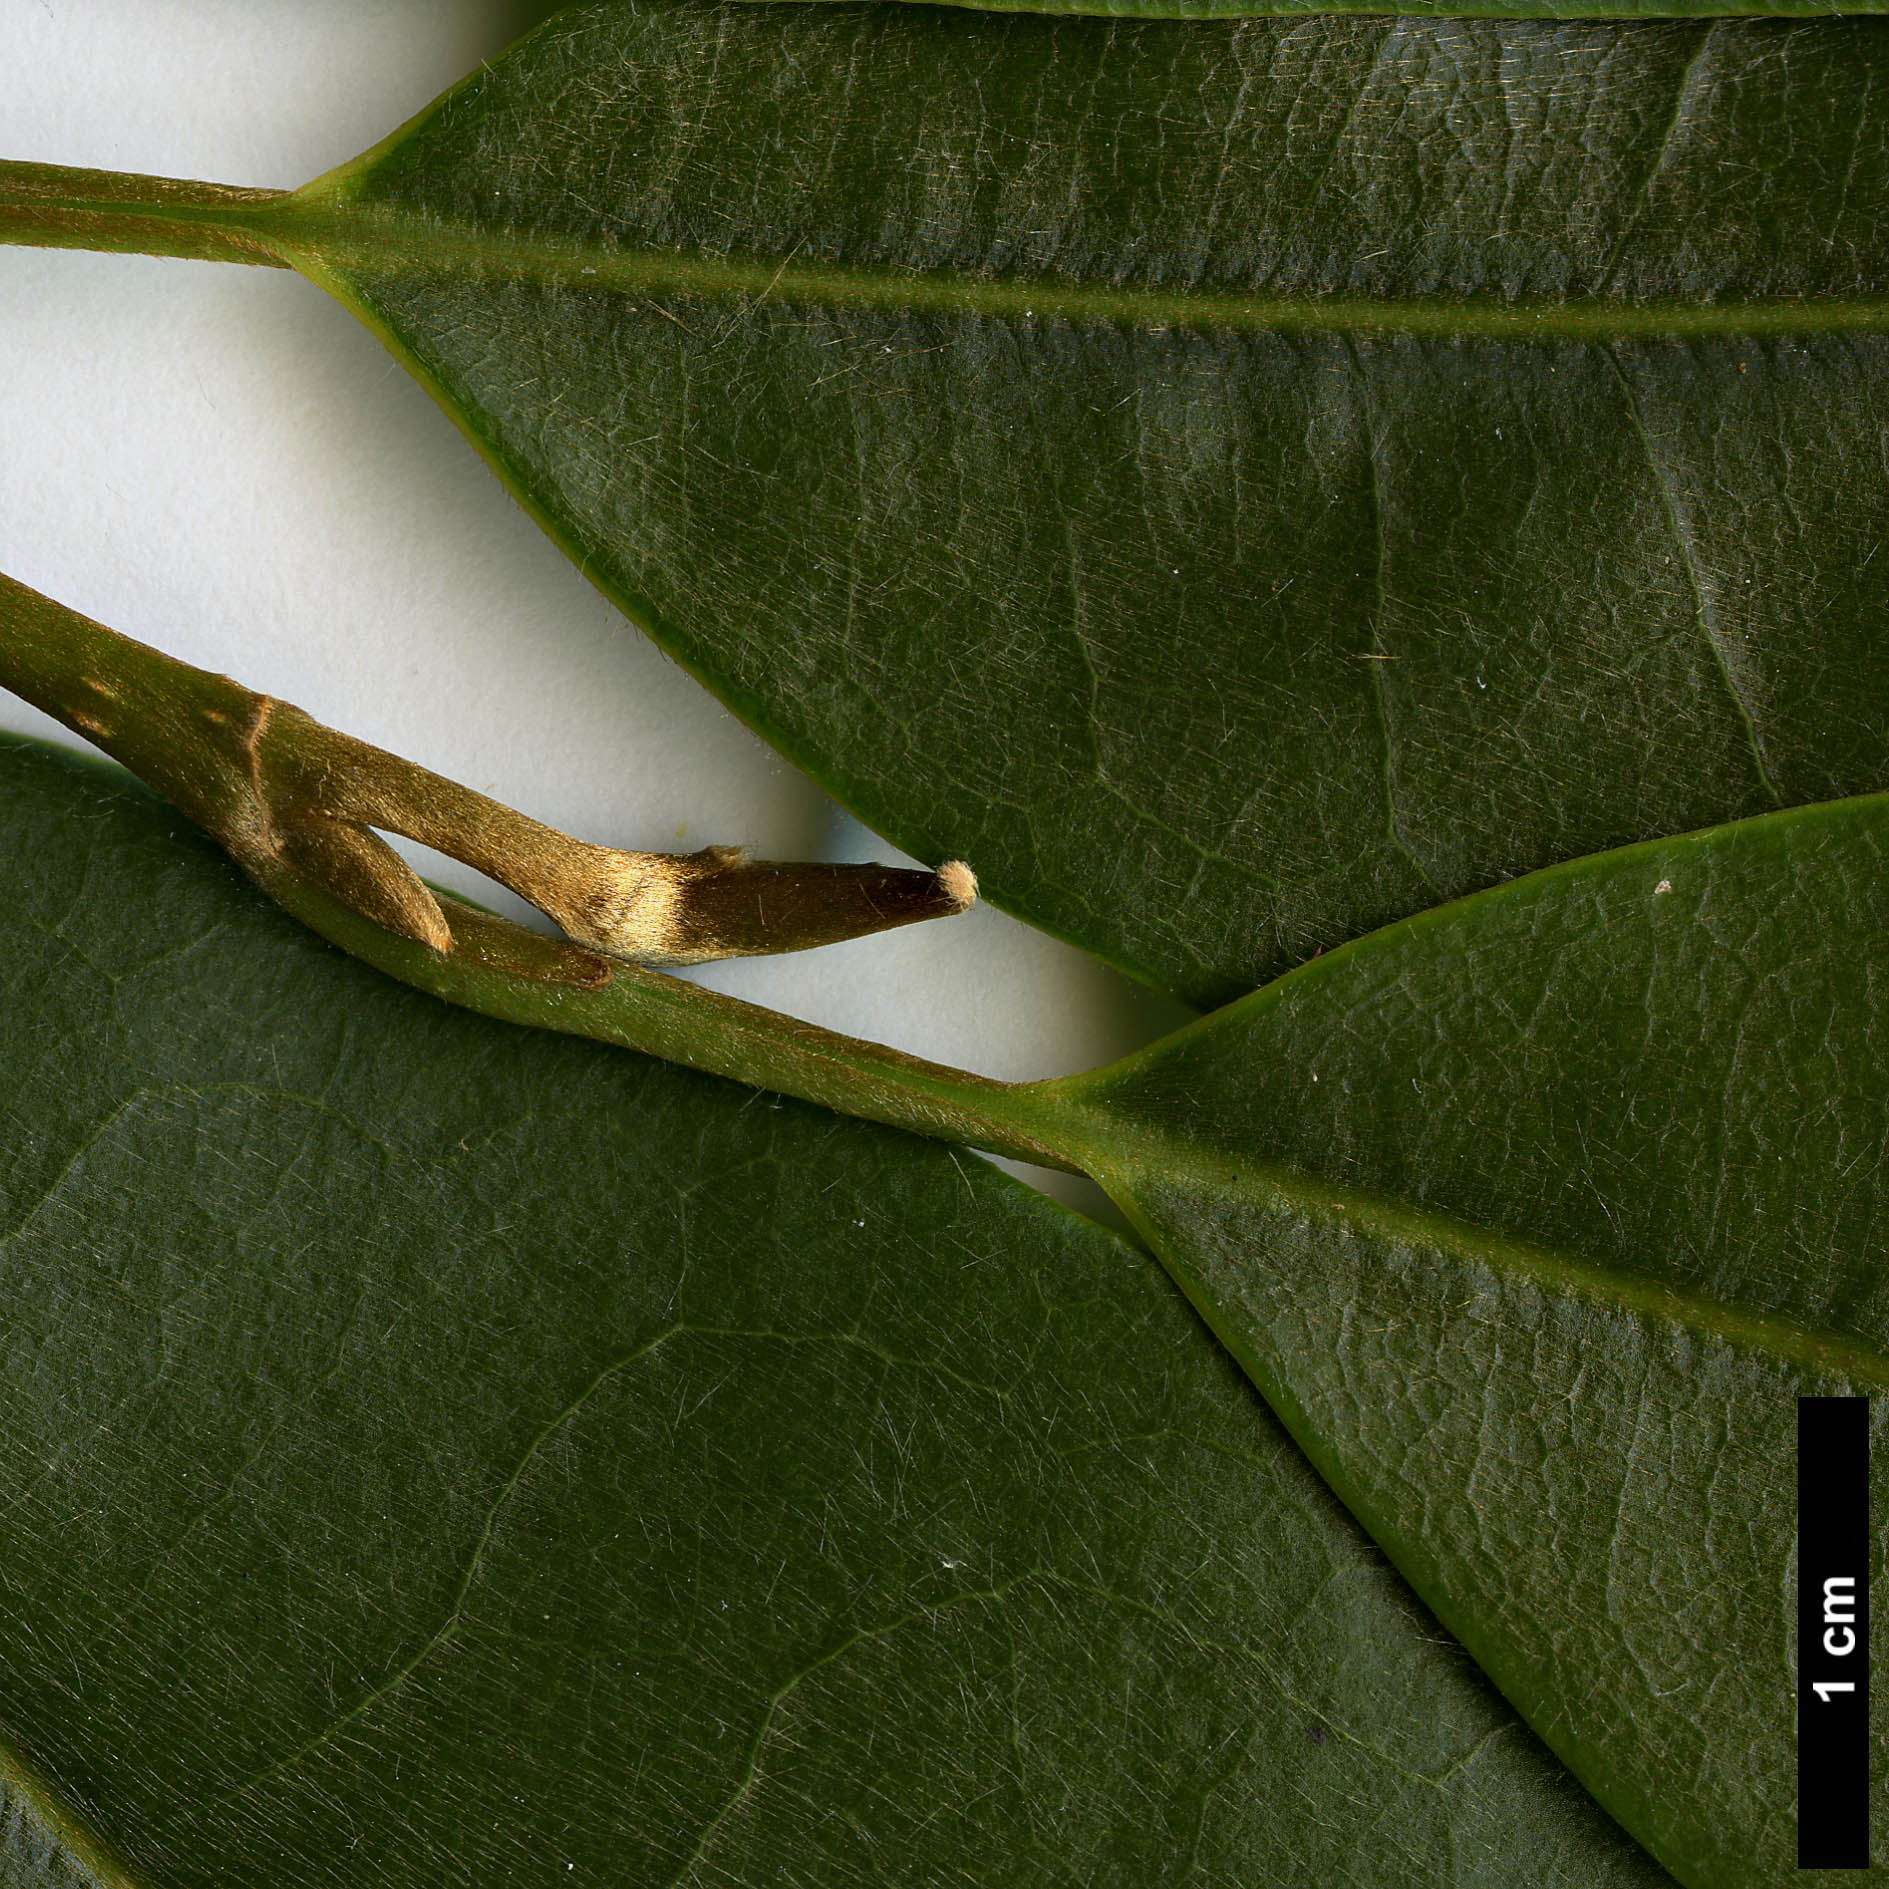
1043;794;1889;1886
4;6;1885;1885
0;737;1664;1886
264;1;1889;1005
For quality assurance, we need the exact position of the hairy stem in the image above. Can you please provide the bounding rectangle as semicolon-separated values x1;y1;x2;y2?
0;159;292;266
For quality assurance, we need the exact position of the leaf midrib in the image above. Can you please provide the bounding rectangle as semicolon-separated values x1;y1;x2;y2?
8;158;1888;336
271;198;1889;339
1057;1118;1889;1389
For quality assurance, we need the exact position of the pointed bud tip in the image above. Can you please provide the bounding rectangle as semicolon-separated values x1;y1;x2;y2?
936;860;978;911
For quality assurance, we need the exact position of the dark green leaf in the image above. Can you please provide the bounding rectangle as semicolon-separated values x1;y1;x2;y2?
2;12;1877;1883
10;10;1889;1005
1013;795;1889;1886
0;734;1663;1886
262;4;1889;1001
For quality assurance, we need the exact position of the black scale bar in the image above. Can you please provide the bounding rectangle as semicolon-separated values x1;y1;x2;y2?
1799;1396;1870;1870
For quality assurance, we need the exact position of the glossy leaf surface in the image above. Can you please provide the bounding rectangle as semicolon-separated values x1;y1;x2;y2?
1029;796;1889;1886
258;2;1889;1003
0;736;1663;1887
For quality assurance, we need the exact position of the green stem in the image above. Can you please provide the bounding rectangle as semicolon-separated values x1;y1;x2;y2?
267;871;1081;1171
0;570;270;838
0;159;290;266
0;569;1079;1173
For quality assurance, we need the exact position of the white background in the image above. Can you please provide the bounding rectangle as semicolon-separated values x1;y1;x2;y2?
0;2;1189;1209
